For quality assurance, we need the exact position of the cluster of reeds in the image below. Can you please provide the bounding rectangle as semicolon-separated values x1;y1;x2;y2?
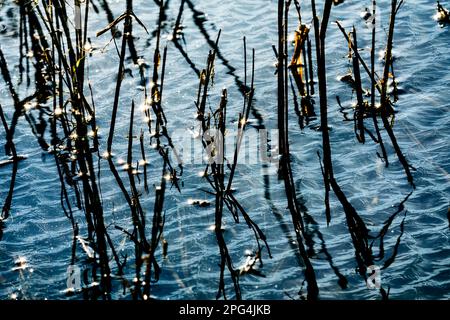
0;0;178;300
272;0;416;300
192;35;271;300
98;0;180;299
0;0;419;301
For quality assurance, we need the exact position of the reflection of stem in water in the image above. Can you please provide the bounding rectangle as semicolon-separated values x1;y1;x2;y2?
104;10;132;155
0;103;18;219
351;27;366;144
379;0;415;188
370;192;412;267
278;0;318;300
212;90;241;300
98;0;119;38
175;0;266;130
311;0;332;225
369;0;389;165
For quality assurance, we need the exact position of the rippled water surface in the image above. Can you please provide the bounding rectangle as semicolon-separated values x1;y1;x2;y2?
0;0;449;300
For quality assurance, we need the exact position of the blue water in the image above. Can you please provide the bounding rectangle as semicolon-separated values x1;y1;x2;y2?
0;0;449;300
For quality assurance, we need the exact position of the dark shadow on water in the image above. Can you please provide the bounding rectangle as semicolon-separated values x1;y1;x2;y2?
172;0;266;130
